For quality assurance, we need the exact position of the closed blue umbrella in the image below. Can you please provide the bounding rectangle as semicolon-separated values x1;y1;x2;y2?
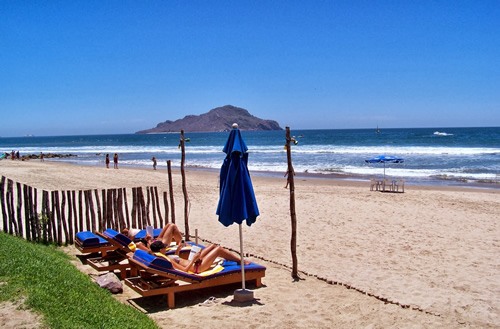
365;155;404;178
216;124;259;300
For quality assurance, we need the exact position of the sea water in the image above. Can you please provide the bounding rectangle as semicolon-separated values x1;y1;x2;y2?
1;127;499;187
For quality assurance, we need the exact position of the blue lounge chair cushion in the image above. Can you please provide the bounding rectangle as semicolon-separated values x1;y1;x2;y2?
103;229;133;247
76;231;107;247
134;228;162;240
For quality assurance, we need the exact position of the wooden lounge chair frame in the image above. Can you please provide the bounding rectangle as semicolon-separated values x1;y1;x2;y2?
85;230;135;279
124;251;266;308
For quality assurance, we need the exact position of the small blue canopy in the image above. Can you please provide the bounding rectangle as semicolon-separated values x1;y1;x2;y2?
216;128;259;227
365;155;404;164
365;155;404;178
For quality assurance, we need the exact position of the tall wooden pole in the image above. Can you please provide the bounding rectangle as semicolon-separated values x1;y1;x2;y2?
286;127;299;279
180;130;190;240
167;160;175;223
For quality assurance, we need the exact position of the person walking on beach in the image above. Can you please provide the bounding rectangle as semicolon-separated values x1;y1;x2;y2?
40;152;44;162
152;156;157;170
113;153;118;169
105;154;110;168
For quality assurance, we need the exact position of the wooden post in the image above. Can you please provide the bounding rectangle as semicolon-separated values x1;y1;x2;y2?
146;186;152;226
131;187;137;228
67;191;74;242
167;160;175;223
123;188;130;228
106;189;113;229
138;187;147;228
180;130;189;240
33;187;39;242
149;186;157;228
51;191;60;244
78;191;84;233
286;127;299;280
0;176;7;233
163;191;169;224
154;186;162;227
94;189;102;231
71;191;77;235
16;182;23;237
52;191;62;245
6;179;15;234
49;191;56;243
23;184;31;240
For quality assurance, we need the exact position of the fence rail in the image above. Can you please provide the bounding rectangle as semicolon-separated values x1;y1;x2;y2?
0;175;170;245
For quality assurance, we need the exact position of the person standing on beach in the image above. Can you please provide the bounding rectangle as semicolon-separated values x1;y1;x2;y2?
113;153;118;169
40;152;44;162
105;154;110;168
152;156;157;170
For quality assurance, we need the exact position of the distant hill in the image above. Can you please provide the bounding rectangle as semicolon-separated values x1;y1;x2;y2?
136;105;282;133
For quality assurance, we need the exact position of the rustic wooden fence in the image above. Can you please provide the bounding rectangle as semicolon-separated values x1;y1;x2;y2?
0;175;172;245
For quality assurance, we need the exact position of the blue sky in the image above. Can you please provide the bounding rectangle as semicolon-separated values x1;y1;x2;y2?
1;1;499;137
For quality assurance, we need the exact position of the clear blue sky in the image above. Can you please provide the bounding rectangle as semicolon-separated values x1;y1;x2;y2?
1;1;499;137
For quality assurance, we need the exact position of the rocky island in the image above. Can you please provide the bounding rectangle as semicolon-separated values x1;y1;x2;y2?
136;105;282;133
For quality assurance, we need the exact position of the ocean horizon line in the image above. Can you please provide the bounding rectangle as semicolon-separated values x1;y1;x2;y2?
2;125;499;138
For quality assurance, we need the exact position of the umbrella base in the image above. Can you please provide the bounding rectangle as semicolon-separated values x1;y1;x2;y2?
233;289;254;302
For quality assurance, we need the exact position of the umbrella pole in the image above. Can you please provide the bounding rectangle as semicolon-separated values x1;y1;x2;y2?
234;223;254;302
239;223;246;290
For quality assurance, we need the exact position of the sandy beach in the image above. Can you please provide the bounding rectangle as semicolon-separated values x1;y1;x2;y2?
1;159;499;328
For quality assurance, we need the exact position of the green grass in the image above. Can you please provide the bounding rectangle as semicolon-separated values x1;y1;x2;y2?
0;232;159;329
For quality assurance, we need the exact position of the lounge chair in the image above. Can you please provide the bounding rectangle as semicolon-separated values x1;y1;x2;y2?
124;249;266;308
75;230;116;257
86;229;196;279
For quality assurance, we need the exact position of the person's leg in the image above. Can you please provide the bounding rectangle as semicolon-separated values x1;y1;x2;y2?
160;224;182;246
198;246;249;272
157;223;173;239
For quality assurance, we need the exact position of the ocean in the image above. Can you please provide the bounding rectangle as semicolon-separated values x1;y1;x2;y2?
1;127;499;187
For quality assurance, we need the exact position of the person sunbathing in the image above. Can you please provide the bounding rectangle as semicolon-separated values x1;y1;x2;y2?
122;223;183;251
149;240;250;274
